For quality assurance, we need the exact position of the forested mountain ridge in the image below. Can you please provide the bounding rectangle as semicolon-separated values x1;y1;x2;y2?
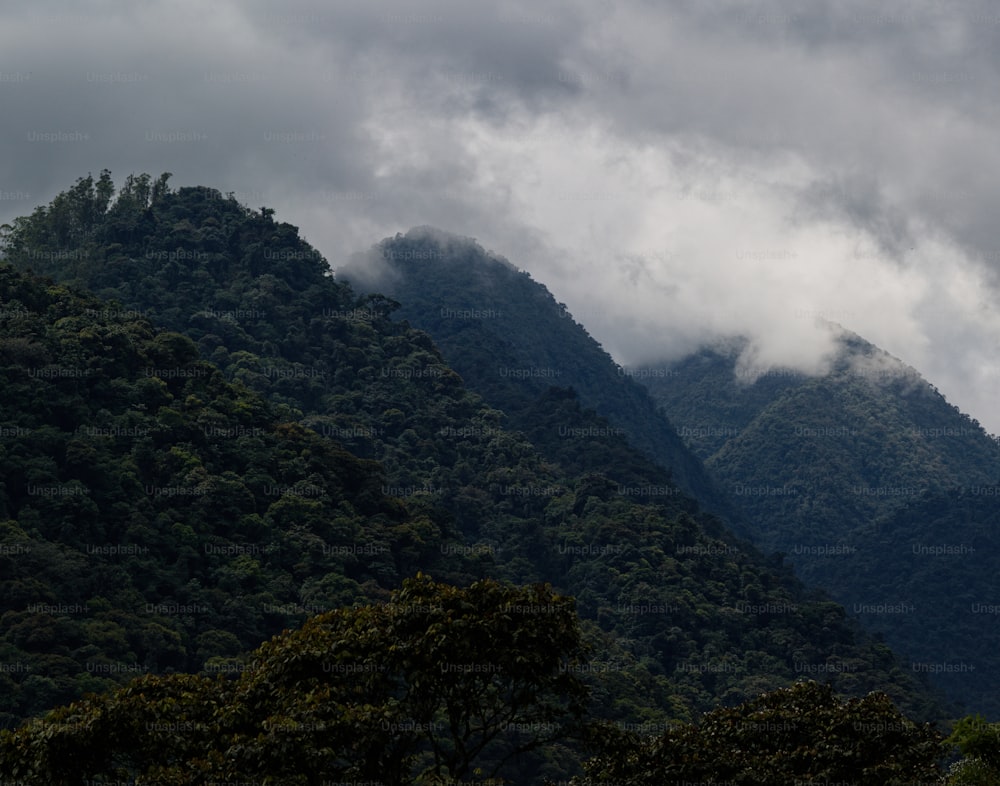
0;173;958;778
336;225;1000;718
339;226;731;515
0;263;491;728
638;335;998;502
636;335;1000;714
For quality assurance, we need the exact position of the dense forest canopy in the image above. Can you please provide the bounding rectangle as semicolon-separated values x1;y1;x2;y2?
638;341;1000;714
0;172;993;783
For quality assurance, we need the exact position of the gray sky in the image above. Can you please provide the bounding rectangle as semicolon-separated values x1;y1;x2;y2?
2;0;999;433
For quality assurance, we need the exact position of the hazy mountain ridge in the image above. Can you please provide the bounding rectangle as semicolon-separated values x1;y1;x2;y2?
338;221;1000;717
644;334;998;460
636;334;998;555
340;226;731;515
636;334;1000;713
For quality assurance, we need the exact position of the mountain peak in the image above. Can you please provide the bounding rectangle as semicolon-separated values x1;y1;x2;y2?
341;228;732;513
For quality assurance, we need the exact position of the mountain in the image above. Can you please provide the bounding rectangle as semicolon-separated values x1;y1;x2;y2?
635;335;1000;714
821;487;1000;716
0;263;483;728
339;227;730;515
0;173;951;750
336;225;1000;717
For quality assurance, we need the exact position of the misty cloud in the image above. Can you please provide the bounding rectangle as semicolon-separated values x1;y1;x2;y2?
0;0;998;431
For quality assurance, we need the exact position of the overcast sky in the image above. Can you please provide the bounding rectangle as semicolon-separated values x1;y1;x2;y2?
2;0;999;433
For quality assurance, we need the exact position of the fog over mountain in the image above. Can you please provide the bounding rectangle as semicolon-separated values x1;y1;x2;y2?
1;0;999;430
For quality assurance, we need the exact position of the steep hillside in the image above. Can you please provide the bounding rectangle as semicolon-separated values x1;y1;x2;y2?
338;226;729;514
637;335;999;561
0;264;481;728
636;335;1000;713
0;173;950;734
821;487;1000;716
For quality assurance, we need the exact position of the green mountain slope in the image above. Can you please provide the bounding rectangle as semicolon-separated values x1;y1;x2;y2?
820;487;1000;716
642;335;998;490
0;264;484;728
637;335;998;564
636;336;1000;713
0;173;951;738
339;226;729;514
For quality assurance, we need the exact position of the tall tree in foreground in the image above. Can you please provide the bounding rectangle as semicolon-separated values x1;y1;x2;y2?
0;575;589;785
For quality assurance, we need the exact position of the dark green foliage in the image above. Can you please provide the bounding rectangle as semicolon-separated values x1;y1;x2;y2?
577;680;947;785
340;227;730;513
947;715;1000;784
0;263;468;727
821;489;1000;716
0;585;949;786
639;338;998;552
0;576;590;785
638;340;1000;714
0;174;950;760
3;176;521;502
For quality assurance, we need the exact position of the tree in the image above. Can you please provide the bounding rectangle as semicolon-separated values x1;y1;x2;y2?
0;575;589;784
151;172;173;207
119;173;152;209
94;168;115;214
577;680;946;786
0;223;13;255
947;715;1000;785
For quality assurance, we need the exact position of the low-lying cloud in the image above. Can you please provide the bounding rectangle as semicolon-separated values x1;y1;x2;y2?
1;0;998;431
